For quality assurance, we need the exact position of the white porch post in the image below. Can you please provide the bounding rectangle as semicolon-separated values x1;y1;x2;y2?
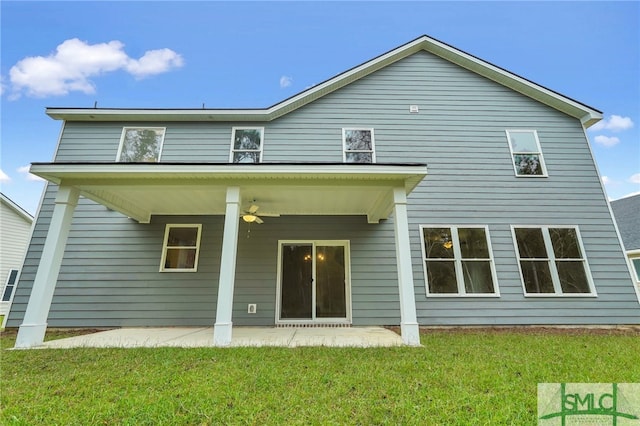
392;187;421;346
213;186;241;346
15;186;79;348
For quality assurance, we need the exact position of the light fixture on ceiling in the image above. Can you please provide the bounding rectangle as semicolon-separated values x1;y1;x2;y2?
242;214;258;223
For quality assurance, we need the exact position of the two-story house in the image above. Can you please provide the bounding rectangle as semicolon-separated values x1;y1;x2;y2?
8;35;639;348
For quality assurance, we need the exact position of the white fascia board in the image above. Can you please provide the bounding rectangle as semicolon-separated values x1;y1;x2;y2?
44;38;426;123
45;35;600;124
418;37;602;123
30;163;427;180
580;111;604;128
266;38;426;119
46;108;270;122
29;163;428;201
0;193;34;223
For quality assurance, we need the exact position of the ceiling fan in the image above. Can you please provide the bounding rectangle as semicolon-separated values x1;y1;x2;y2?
240;203;279;224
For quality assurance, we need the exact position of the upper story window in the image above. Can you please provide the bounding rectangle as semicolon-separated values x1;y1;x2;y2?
343;128;375;163
116;127;165;162
512;226;596;296
231;127;263;163
420;225;499;297
160;224;202;272
505;130;547;177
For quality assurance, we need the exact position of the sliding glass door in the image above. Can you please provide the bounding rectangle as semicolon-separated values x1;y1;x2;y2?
278;241;350;323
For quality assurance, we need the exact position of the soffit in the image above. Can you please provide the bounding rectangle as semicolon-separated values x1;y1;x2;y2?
30;163;427;224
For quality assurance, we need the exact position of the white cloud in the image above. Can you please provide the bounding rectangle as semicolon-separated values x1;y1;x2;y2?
629;173;640;184
601;175;611;185
0;169;11;183
590;115;634;132
125;48;184;78
593;135;620;147
279;75;293;88
7;38;183;98
18;165;45;182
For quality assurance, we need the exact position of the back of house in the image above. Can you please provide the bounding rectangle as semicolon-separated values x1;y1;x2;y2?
7;35;639;346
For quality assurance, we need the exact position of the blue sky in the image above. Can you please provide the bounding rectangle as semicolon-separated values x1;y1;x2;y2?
1;1;638;215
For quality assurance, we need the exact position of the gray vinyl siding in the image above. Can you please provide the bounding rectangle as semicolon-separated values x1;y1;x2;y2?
9;191;400;327
233;216;400;326
8;49;639;328
9;186;223;327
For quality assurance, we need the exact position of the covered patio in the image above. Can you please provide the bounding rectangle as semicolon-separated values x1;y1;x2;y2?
15;162;427;349
31;326;405;349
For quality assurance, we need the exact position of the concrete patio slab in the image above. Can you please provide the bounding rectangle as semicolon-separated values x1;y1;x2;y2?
36;326;404;349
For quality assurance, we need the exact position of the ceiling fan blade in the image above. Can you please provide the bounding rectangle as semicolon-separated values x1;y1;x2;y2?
249;204;259;214
255;216;264;224
256;212;280;217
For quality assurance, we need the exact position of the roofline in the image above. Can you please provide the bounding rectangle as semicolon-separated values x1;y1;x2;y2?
30;161;428;176
29;162;428;186
611;193;640;203
46;34;602;126
0;192;34;223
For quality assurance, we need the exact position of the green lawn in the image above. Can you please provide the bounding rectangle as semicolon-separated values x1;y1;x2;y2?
1;328;638;425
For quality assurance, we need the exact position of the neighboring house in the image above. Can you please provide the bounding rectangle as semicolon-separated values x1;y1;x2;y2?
0;193;33;328
8;35;640;348
611;194;640;292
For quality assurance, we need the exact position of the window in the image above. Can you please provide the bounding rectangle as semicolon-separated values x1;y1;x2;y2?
160;225;202;272
421;226;498;296
505;130;547;176
2;269;19;302
512;226;596;296
343;128;375;163
230;127;263;163
116;127;165;162
631;257;640;288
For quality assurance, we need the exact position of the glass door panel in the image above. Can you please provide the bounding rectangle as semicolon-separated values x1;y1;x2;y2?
315;245;346;318
280;244;313;319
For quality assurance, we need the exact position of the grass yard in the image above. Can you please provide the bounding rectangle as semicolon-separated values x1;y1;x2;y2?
1;328;639;425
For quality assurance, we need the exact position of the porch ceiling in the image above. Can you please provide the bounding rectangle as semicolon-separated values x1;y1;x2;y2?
30;163;428;224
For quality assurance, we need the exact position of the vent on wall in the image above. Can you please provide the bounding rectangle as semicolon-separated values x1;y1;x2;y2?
409;105;419;113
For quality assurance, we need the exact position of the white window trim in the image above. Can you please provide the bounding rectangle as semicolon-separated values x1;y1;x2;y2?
628;251;640;291
116;127;166;162
229;127;264;163
1;268;20;328
511;225;597;297
505;129;548;177
159;224;202;272
342;128;376;163
1;268;20;302
420;225;500;297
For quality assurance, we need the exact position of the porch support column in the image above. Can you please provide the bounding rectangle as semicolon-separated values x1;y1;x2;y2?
392;187;421;346
213;186;241;346
15;186;79;348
